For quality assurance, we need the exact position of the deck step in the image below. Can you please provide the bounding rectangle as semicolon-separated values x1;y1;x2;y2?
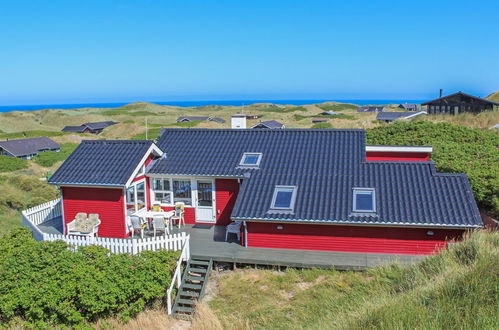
172;258;212;319
190;260;210;266
177;298;196;305
186;275;205;282
188;267;207;274
174;306;194;313
178;290;200;297
183;283;202;290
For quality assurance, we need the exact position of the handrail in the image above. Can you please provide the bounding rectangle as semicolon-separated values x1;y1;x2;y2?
167;234;191;315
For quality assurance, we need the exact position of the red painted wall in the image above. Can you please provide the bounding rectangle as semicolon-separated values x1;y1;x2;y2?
62;187;126;238
215;179;240;225
247;222;464;255
160;206;196;224
366;151;430;162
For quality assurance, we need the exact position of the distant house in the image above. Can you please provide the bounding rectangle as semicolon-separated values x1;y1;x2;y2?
398;103;421;111
358;106;386;112
176;116;211;123
376;111;427;123
312;118;329;123
0;137;60;160
176;117;226;123
320;110;337;116
62;121;118;134
210;117;226;123
252;120;285;129
422;91;499;115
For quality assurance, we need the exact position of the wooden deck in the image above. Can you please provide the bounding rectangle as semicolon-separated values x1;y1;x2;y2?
173;224;424;270
36;220;424;270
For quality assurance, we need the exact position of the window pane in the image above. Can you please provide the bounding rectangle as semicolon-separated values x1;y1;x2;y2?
243;154;259;165
173;180;192;206
155;192;171;204
136;182;145;209
356;192;374;211
127;186;135;203
274;190;293;208
153;179;162;190
163;179;171;191
197;181;213;206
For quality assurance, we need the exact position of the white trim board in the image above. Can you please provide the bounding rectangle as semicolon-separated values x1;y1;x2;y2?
366;146;433;153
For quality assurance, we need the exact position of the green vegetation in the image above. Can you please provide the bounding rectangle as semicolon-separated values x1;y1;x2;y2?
170;120;202;128
366;122;499;217
0;130;66;139
0;156;28;172
260;105;306;113
486;91;499;103
131;127;163;140
209;230;499;329
294;113;355;121
0;175;58;235
311;122;333;129
319;103;359;111
100;110;160;117
34;143;78;167
0;228;179;327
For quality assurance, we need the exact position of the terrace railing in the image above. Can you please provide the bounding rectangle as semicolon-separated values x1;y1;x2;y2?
21;199;191;255
167;235;190;315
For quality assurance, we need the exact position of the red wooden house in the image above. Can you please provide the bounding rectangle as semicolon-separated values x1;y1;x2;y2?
48;129;483;255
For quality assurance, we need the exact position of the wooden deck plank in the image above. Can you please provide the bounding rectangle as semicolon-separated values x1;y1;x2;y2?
36;220;424;269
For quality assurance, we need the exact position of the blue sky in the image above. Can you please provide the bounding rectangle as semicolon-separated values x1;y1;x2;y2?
0;0;498;105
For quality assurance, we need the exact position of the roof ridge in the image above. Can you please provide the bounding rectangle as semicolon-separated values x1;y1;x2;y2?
81;139;152;144
160;128;365;132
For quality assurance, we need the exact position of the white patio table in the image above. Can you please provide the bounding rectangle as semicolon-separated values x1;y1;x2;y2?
132;209;175;234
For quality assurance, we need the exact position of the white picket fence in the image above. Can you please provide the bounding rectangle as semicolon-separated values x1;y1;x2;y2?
21;199;191;255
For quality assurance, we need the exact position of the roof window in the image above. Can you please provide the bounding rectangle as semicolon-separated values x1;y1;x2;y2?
239;152;262;167
271;186;297;210
353;188;376;213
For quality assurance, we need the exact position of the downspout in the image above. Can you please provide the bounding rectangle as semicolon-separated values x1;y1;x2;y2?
244;221;248;248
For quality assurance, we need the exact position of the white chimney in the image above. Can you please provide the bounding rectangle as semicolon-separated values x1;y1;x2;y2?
231;114;247;129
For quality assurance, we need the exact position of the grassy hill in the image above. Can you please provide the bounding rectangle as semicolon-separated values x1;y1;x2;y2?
486;91;499;103
206;230;498;329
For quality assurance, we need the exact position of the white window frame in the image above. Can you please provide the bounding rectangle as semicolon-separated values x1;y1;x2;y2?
126;178;147;211
151;178;173;206
239;152;263;167
270;185;297;210
353;188;376;213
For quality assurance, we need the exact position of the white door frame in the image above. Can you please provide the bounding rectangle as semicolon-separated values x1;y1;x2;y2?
195;179;216;223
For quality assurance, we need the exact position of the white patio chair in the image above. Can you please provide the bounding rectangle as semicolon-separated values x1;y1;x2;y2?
130;216;146;239
152;216;168;237
225;221;242;242
171;202;185;228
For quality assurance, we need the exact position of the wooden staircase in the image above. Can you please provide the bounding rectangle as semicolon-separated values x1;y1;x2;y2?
172;258;212;319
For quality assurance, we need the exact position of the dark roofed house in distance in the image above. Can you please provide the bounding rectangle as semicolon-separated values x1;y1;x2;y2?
422;91;499;115
61;121;118;134
252;120;285;129
398;103;421;111
358;106;386;112
0;137;60;160
377;111;427;123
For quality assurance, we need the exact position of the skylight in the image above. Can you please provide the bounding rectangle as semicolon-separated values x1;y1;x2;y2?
353;188;376;213
271;186;297;210
240;152;262;167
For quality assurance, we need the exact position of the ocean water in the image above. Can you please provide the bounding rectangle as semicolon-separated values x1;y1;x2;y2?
0;99;425;113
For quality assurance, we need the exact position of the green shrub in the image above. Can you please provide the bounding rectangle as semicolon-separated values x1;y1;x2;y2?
319;103;359;111
34;143;78;167
261;105;306;113
0;130;66;139
0;156;28;172
334;113;355;120
131;127;163;140
311;122;333;129
0;228;179;327
366;121;499;216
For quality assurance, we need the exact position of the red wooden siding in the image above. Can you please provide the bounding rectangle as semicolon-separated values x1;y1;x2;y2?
246;222;464;255
215;179;240;225
366;151;430;162
61;187;126;238
160;206;196;224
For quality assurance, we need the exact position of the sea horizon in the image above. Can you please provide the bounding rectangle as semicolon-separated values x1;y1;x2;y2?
0;99;426;113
